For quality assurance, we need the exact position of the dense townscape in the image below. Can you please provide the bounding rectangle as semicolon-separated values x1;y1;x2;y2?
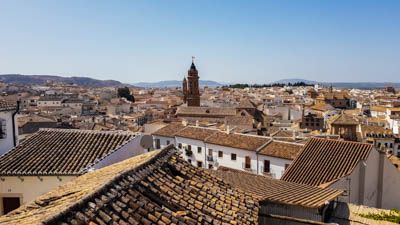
0;61;399;224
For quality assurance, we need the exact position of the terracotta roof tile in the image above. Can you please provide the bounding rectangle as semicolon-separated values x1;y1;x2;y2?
151;123;185;138
281;138;373;186
330;113;359;125
258;140;304;160
0;146;260;224
176;106;236;117
205;132;270;151
0;128;135;175
211;166;343;208
175;126;219;141
237;98;256;109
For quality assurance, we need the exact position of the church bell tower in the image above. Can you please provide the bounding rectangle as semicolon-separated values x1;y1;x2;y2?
183;57;200;107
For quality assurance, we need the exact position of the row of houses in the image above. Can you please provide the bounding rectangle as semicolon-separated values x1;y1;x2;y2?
152;122;400;210
152;123;304;179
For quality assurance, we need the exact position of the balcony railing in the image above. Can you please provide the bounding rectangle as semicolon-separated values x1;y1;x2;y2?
207;155;213;161
185;148;193;157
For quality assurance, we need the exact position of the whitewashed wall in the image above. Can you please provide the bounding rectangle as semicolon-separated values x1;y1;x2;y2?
257;154;291;179
93;135;145;169
205;143;257;173
0;176;76;215
152;135;175;149
0;111;18;156
175;137;206;168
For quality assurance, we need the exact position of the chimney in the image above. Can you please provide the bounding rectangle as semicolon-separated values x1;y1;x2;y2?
196;120;199;127
182;120;188;126
226;125;230;134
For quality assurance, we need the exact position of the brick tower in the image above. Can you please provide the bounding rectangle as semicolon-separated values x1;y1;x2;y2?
183;57;200;106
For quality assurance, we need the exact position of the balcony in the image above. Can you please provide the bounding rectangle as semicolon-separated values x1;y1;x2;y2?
185;148;193;157
207;155;213;161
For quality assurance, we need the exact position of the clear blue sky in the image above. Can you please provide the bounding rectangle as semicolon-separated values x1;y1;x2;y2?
0;0;399;83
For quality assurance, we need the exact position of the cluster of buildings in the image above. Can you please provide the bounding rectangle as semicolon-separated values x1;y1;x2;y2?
0;60;399;224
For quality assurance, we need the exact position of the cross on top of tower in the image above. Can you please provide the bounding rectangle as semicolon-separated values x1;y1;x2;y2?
192;56;195;63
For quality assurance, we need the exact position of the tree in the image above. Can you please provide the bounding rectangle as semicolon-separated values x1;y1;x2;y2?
117;87;135;102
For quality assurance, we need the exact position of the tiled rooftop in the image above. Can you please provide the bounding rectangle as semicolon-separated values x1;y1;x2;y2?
330;113;359;125
0;128;135;176
257;140;304;160
210;166;343;209
151;123;185;138
175;126;219;141
0;146;260;224
176;106;237;117
281;138;373;186
205;132;270;151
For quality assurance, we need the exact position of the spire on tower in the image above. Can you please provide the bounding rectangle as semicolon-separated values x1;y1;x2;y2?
190;56;197;71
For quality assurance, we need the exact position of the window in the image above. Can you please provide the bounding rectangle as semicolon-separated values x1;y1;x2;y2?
166;140;170;145
188;159;191;164
2;197;20;215
231;153;237;160
390;143;393;148
178;143;182;149
208;148;213;156
398;145;400;150
208;164;213;169
264;160;270;173
188;145;192;151
218;151;223;158
245;156;251;169
197;161;202;167
197;147;202;153
0;119;6;139
155;139;160;149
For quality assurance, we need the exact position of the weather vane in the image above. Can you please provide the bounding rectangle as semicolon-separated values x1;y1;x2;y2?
192;56;195;63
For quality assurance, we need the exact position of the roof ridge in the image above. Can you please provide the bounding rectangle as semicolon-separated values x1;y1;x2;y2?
309;137;373;146
38;128;134;135
271;139;305;146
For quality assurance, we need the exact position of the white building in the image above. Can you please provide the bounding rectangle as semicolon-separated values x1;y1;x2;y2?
0;129;147;215
152;124;303;179
386;108;400;134
37;97;63;107
0;101;18;156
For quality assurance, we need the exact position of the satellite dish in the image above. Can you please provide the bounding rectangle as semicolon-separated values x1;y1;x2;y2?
140;135;153;149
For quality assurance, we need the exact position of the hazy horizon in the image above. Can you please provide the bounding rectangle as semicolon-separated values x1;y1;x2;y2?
0;1;399;83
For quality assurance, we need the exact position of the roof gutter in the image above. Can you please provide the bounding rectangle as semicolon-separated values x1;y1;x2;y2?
12;101;20;147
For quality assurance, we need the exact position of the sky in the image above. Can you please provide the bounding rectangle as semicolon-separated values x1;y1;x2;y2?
0;0;399;84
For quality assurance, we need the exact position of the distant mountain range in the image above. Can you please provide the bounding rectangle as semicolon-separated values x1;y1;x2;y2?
132;80;224;88
0;74;129;87
1;74;398;89
273;79;400;89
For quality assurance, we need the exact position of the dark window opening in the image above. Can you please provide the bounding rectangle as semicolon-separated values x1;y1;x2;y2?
2;197;20;215
264;160;270;173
